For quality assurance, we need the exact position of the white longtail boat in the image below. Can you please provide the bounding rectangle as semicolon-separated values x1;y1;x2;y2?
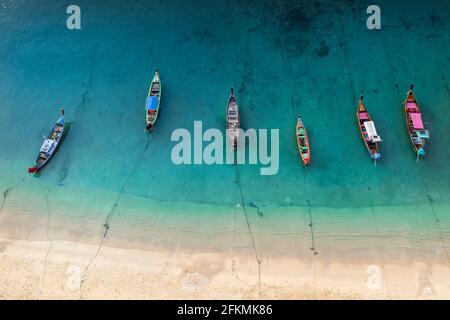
28;109;65;173
145;70;161;130
226;87;240;149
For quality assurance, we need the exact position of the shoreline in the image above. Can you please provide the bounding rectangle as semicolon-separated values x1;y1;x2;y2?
1;237;449;299
1;193;449;261
0;0;449;301
1;189;449;299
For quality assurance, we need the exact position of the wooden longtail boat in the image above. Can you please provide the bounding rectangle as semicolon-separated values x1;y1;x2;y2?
145;70;161;130
356;96;382;163
296;116;310;166
226;87;240;149
28;109;65;173
404;84;429;160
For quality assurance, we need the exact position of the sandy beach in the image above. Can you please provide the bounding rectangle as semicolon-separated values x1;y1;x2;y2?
1;235;449;300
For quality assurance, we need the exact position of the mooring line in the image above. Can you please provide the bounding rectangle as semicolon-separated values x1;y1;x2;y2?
336;13;357;103
368;186;375;215
231;27;261;295
80;136;151;296
427;194;450;265
301;168;318;288
81;185;123;286
0;175;26;218
98;121;151;237
306;198;318;257
0;187;13;216
232;185;238;277
433;52;450;97
236;166;261;295
280;30;319;281
36;185;53;299
306;198;317;284
368;185;385;265
74;44;97;118
367;185;378;231
417;170;450;266
280;48;296;121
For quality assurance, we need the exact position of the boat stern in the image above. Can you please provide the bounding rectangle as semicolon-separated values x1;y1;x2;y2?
301;154;311;166
371;152;381;160
418;148;426;157
28;166;38;174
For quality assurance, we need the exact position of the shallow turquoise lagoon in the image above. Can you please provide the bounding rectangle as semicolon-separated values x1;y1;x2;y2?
0;0;449;255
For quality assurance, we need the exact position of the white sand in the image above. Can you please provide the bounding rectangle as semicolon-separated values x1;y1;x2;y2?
1;237;449;299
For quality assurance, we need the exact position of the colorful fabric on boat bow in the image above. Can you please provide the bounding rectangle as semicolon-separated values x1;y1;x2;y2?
410;112;424;129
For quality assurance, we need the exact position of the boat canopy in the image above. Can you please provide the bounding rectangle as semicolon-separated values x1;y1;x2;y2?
146;96;159;111
359;112;369;120
40;139;56;153
363;121;382;142
406;101;418;111
417;130;430;139
410;112;424;129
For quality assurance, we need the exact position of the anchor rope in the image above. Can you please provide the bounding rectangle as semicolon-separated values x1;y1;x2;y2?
80;135;151;297
236;165;261;296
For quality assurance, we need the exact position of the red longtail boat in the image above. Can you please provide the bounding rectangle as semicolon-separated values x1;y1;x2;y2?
296;116;310;166
356;96;382;164
404;84;429;160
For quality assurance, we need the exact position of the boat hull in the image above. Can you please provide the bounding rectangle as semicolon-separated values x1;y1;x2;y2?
404;88;427;157
356;99;380;160
296;117;310;166
146;71;161;130
226;89;240;149
28;111;65;173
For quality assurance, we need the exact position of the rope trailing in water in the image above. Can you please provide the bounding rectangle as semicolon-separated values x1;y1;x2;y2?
37;185;53;299
0;175;26;217
302;168;318;286
236;166;261;296
0;188;12;215
281;39;320;279
367;185;383;258
306;199;318;256
302;169;318;257
80;135;151;296
281;49;296;122
427;194;450;265
418;171;450;266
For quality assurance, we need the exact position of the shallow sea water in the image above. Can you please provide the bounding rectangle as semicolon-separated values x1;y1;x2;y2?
0;0;449;260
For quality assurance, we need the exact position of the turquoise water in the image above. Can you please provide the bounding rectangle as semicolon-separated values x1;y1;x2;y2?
0;0;449;259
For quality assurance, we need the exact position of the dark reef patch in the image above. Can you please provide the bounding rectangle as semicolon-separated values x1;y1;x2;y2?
238;30;255;98
275;4;316;58
430;13;444;28
284;6;311;31
315;40;330;57
192;27;212;41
